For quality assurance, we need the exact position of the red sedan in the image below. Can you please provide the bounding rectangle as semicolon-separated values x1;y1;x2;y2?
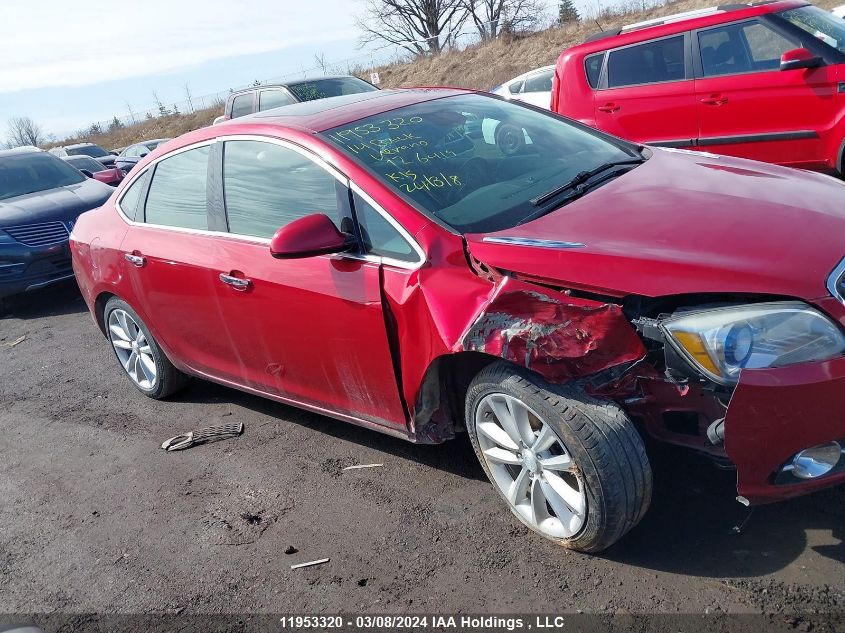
70;89;845;552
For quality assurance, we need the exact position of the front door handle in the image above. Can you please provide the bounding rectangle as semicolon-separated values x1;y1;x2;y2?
597;103;620;113
700;94;728;106
124;253;146;267
219;273;252;291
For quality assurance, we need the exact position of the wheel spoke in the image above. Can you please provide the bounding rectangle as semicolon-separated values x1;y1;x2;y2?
112;339;133;351
135;329;146;343
506;467;531;505
539;453;573;472
138;354;156;382
530;477;550;526
477;420;519;451
531;423;558;452
482;446;521;466
123;350;138;373
139;345;152;355
109;323;130;342
489;396;524;446
543;471;586;515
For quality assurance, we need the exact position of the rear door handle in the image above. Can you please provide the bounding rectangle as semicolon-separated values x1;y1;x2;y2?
597;103;620;113
700;94;728;106
124;253;146;267
219;273;252;291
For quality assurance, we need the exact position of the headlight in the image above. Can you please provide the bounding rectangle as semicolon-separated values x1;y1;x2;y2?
661;301;845;385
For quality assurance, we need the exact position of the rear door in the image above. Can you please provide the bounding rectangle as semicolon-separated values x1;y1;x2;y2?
693;18;837;167
209;137;410;431
118;143;233;377
594;33;699;147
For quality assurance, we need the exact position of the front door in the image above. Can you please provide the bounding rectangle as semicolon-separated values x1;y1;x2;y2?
211;138;408;431
594;33;699;147
694;18;838;168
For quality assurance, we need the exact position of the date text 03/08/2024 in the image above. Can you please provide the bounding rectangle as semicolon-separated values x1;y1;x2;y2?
277;615;571;630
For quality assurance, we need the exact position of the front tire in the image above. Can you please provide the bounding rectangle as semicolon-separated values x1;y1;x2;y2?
466;362;652;553
103;297;186;399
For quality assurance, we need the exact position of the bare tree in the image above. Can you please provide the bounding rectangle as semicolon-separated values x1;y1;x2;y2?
6;116;46;148
357;0;469;55
462;0;544;39
314;52;330;74
184;83;195;113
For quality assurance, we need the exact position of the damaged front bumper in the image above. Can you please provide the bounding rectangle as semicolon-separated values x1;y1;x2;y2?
725;352;845;504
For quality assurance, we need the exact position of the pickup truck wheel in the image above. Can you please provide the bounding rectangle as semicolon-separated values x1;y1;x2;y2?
466;362;652;553
103;297;186;399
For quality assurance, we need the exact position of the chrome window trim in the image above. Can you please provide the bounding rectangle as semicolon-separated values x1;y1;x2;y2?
115;134;426;270
827;257;845;305
482;236;586;249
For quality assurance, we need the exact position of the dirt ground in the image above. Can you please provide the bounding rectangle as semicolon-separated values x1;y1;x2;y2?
1;282;844;631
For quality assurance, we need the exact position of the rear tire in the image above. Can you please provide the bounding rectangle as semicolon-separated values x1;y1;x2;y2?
466;362;652;553
103;297;187;399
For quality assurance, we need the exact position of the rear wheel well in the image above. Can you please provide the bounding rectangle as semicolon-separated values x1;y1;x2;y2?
94;291;117;336
412;352;504;443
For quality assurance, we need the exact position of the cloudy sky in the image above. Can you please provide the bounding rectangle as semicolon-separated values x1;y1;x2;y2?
2;0;564;138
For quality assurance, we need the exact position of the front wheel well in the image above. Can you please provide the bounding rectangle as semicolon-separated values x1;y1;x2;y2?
411;352;511;443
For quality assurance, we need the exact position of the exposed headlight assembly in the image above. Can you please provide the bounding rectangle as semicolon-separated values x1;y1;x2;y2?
661;301;845;385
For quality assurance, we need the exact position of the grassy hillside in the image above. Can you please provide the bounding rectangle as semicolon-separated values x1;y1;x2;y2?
59;0;840;151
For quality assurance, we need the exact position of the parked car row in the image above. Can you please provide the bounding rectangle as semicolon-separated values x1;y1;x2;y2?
5;12;845;554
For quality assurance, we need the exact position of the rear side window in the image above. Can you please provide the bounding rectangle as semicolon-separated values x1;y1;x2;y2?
118;171;150;221
144;146;209;229
259;89;295;111
524;69;554;92
699;21;796;76
585;53;603;88
230;93;254;118
222;140;342;239
607;35;686;88
352;191;418;263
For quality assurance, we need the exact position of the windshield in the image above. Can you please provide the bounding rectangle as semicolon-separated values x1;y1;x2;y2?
322;93;639;233
779;6;845;52
0;152;86;201
67;144;109;158
66;155;106;172
288;77;378;102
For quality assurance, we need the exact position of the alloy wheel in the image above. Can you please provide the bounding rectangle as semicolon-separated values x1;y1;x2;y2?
475;392;587;538
107;309;157;390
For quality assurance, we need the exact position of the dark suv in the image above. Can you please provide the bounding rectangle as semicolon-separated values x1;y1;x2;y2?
212;75;378;124
0;147;112;309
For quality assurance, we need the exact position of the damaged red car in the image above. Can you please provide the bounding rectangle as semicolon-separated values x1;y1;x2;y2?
70;89;845;552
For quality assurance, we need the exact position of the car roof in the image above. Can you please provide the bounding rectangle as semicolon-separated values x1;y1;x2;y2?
0;146;43;156
574;0;808;53
224;87;471;132
63;142;100;149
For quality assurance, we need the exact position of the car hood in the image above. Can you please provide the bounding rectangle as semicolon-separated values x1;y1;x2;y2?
0;178;113;228
465;148;845;301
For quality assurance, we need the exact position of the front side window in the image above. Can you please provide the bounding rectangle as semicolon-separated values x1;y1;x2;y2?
508;80;524;95
779;5;845;53
144;146;209;229
699;21;796;76
230;93;254;119
286;77;378;102
323;93;639;233
222;140;341;239
352;191;418;262
259;89;296;111
524;70;554;92
0;152;86;201
607;35;686;88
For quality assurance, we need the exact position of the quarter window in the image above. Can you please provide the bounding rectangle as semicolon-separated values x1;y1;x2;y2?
230;93;254;119
524;69;554;92
352;192;418;263
607;35;686;88
223;140;342;239
144;146;209;229
585;53;603;88
118;171;150;221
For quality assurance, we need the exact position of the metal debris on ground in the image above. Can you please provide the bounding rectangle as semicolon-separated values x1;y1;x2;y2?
342;463;384;471
290;558;330;570
160;422;244;451
7;335;26;347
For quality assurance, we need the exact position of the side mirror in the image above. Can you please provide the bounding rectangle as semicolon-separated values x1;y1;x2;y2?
110;151;118;156
780;48;822;71
80;169;94;178
139;151;149;158
269;213;354;259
